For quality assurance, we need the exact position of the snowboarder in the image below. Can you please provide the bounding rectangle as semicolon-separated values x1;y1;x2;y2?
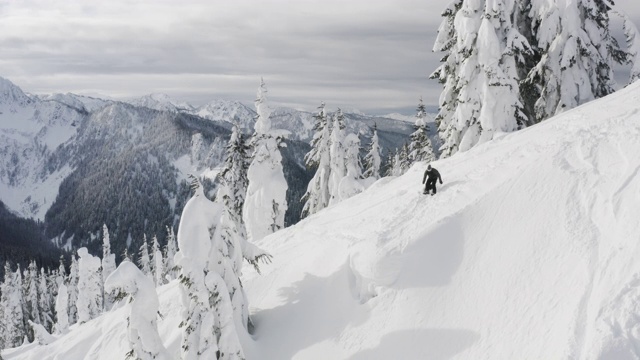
422;164;443;195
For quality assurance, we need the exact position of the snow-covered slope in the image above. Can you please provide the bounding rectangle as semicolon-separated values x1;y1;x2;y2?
239;82;640;359
7;81;640;359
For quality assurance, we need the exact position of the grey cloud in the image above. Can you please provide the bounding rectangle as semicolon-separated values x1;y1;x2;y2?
2;0;640;115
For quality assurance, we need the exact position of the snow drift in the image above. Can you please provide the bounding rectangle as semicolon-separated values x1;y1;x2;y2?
5;81;640;359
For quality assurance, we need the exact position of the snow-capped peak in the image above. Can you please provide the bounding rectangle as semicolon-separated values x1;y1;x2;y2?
0;77;32;107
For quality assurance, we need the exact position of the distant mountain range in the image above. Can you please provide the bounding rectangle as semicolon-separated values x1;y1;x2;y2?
0;76;417;263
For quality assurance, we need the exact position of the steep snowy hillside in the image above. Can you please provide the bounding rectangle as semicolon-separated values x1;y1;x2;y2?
6;79;640;359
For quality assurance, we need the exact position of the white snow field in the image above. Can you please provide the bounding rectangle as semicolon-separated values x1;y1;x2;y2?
5;81;640;359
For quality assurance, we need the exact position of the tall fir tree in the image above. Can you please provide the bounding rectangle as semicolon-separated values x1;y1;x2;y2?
432;0;530;156
76;248;103;324
243;79;288;241
337;133;365;201
328;109;347;206
525;0;626;122
301;102;332;217
104;262;170;360
1;264;25;348
219;124;250;218
408;97;435;164
37;268;53;332
384;148;400;177
53;284;69;334
362;123;382;180
138;235;152;278
621;12;640;83
151;235;164;287
101;224;116;310
432;0;633;156
163;226;178;282
398;143;411;175
25;262;40;331
67;255;79;325
175;178;246;360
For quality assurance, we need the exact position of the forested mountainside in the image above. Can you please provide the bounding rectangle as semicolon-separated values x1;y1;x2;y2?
0;77;415;266
0;200;63;279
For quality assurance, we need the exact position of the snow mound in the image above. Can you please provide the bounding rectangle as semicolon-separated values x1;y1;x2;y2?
5;81;640;359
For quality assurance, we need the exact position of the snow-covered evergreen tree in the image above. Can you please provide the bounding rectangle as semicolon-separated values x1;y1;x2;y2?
53;284;69;334
384;148;400;177
37;268;53;332
362;123;382;180
219;124;250;217
104;261;170;360
301;102;332;217
151;235;164;286
328;109;347;206
243;79;288;241
138;235;152;278
398;143;411;174
76;248;103;324
56;257;66;287
525;0;625;122
1;264;25;348
621;12;640;83
217;123;273;330
67;255;79;324
432;0;530;156
27;320;54;346
175;178;245;360
408;97;435;163
337;133;365;201
163;226;178;282
25;262;40;329
101;224;117;311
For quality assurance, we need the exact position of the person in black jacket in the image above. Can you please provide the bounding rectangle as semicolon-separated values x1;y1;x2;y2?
422;164;443;195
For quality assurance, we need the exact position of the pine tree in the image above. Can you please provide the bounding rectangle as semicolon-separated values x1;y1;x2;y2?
175;179;246;360
363;123;382;180
102;224;117;311
151;235;164;286
432;0;530;156
163;226;178;281
337;133;365;201
104;262;170;360
219;124;250;218
1;264;25;348
138;235;152;278
384;148;399;177
37;268;53;332
67;255;79;324
25;262;40;330
56;256;66;287
398;143;411;175
53;284;69;334
328;109;347;206
76;248;103;324
408;97;435;164
301;102;332;217
525;0;626;122
243;79;288;241
621;12;640;83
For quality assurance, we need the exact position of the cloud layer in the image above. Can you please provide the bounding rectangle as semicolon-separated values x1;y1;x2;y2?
1;0;639;114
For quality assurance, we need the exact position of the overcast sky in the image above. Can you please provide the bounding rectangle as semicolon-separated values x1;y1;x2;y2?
1;0;639;115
